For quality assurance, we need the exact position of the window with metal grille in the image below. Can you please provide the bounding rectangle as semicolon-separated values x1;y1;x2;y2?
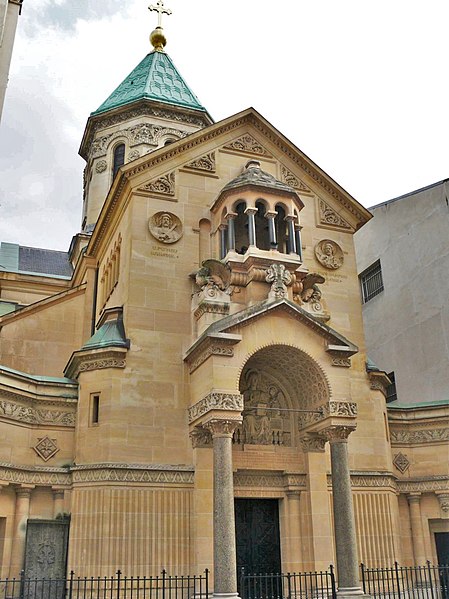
360;259;384;303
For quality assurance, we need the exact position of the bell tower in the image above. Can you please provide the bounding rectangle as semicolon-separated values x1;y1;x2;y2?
79;1;213;231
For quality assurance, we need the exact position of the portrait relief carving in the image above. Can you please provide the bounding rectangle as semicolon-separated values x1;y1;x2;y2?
149;212;183;244
314;239;344;270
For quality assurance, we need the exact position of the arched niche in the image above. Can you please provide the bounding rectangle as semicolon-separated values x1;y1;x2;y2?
234;344;331;447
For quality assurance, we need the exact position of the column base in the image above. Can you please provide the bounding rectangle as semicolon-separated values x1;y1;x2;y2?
337;588;370;599
212;594;240;599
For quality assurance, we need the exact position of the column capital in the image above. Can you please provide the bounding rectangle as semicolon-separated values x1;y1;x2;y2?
225;211;237;221
435;492;449;516
264;210;277;219
203;418;241;438
244;206;257;215
407;492;422;504
323;425;356;443
15;485;34;497
189;426;212;448
284;214;296;222
299;434;326;453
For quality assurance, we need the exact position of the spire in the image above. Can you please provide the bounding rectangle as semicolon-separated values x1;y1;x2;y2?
148;1;171;52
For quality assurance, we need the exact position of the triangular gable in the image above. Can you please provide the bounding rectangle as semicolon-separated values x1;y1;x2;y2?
184;298;358;365
88;108;371;256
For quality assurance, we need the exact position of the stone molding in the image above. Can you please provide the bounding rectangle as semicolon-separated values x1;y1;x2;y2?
222;134;271;157
317;198;352;231
390;427;449;445
193;301;230;321
298;400;357;429
184;152;216;172
0;396;76;427
185;334;241;374
65;348;127;380
0;463;71;486
71;464;194;485
188;392;244;424
396;476;449;493
331;357;351;368
436;492;449;516
234;470;307;491
137;172;175;197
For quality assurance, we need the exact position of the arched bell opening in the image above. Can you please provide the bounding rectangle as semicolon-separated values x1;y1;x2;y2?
275;204;288;253
255;200;270;250
234;201;248;254
233;344;331;447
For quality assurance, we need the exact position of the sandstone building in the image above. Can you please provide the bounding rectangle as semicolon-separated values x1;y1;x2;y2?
0;7;447;591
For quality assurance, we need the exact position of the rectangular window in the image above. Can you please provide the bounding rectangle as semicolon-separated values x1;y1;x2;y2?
386;372;397;403
360;260;384;303
91;393;100;425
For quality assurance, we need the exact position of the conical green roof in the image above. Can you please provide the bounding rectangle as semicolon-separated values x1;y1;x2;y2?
92;50;207;116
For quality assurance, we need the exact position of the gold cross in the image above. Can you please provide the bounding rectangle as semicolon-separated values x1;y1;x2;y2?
148;0;172;28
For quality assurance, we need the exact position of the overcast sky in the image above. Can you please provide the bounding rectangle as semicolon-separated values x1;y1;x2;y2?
1;0;448;251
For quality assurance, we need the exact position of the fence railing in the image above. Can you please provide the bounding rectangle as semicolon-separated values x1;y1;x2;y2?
239;568;337;599
0;569;209;599
360;562;449;599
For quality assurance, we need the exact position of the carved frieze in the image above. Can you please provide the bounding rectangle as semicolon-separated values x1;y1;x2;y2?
0;398;76;427
390;427;449;445
331;357;351;367
33;437;59;462
185;152;216;172
223;135;270;157
314;239;344;270
188;392;244;424
71;464;194;485
148;211;183;244
138;172;175;196
318;198;352;231
0;463;71;486
280;166;312;193
234;471;307;490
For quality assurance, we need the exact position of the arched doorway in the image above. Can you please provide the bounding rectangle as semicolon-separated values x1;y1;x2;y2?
234;344;330;575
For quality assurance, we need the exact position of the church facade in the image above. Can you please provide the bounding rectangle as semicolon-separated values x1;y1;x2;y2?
0;11;447;590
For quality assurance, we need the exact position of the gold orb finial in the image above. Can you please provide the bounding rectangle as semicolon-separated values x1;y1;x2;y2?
150;27;167;52
149;1;171;52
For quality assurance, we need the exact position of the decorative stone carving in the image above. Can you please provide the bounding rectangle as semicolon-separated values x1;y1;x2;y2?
129;123;156;145
436;493;449;516
95;159;107;173
397;476;449;493
128;149;141;161
393;452;410;473
299;435;327;453
323;425;356;443
314;239;344;270
266;263;292;300
33;437;59;462
148;211;183;244
0;463;70;486
189;427;212;448
331;357;351;367
188;392;243;424
78;358;126;373
71;464;194;485
185;152;216;172
203;418;242;437
318;198;352;230
188;344;235;374
223;134;270;156
299;399;356;429
139;172;175;196
237;370;291;446
37;542;56;566
234;471;307;489
0;399;75;427
195;259;231;295
390;427;449;444
280;166;311;192
193;302;230;321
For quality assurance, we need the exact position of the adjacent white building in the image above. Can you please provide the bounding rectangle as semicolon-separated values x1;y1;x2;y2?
0;0;22;122
354;178;449;405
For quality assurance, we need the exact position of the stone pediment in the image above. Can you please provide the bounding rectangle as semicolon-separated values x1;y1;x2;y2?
184;298;358;370
88;108;371;256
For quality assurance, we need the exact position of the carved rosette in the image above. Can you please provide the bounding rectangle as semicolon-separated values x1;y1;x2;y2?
95;160;107;173
33;437;59;462
188;392;244;425
203;418;242;438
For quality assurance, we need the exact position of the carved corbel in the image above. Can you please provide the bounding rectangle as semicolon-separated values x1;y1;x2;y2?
436;492;449;517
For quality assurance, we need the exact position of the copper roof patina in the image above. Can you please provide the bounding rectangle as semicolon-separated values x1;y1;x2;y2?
93;50;207;116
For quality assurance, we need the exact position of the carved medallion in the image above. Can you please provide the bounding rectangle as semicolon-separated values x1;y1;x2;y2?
149;212;183;244
33;437;59;462
314;239;344;270
95;160;107;173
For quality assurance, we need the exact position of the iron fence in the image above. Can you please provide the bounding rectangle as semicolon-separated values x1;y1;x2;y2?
360;562;449;599
239;567;337;599
0;569;209;599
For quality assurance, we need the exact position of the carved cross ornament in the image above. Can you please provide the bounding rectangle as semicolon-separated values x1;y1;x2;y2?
266;263;292;300
148;0;172;27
